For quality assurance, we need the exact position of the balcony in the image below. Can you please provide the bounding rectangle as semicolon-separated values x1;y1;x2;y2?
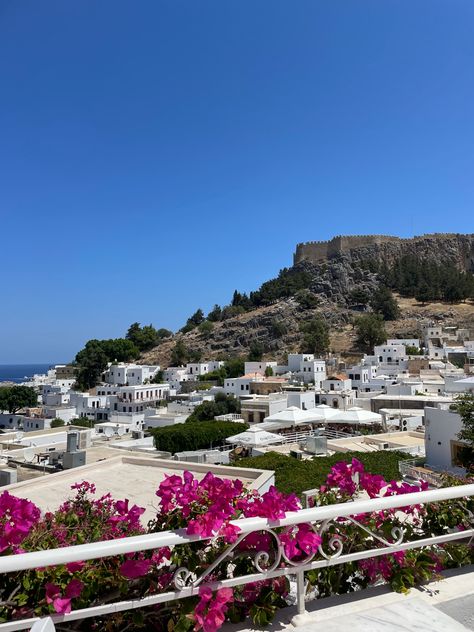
1;482;473;631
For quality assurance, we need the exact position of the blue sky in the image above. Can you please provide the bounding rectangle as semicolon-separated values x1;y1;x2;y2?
1;1;473;363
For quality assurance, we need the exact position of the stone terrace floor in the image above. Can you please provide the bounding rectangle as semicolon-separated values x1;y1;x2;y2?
223;566;474;632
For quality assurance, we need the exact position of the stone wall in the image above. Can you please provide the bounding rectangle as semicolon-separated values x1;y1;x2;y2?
294;235;401;263
293;233;473;265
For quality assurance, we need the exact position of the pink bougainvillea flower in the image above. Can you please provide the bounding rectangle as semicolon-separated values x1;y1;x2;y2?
66;561;85;573
194;587;233;632
45;580;83;615
120;558;152;579
65;579;84;599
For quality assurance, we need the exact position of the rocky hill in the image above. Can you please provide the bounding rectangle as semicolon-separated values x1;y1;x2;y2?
141;233;474;366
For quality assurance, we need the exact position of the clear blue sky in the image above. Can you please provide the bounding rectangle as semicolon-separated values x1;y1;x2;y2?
1;1;473;363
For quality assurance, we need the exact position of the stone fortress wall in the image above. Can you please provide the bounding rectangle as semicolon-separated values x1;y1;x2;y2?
293;233;464;265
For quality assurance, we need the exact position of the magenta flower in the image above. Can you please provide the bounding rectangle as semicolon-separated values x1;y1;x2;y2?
120;558;152;579
45;579;83;614
194;587;234;632
66;561;85;573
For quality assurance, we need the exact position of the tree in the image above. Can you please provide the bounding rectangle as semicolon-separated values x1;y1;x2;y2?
126;323;171;352
180;309;205;333
198;320;214;337
170;340;189;366
100;338;140;362
0;386;38;414
299;317;330;355
220;305;246;320
75;340;109;391
223;357;245;378
50;418;65;428
207;304;222;322
414;283;432;305
355;314;387;351
189;309;204;326
74;338;139;390
295;290;319;310
231;290;252;310
265;366;274;377
271;320;287;338
248;341;264;362
370;286;400;321
454;393;474;468
150;370;164;384
349;288;370;306
444;282;464;303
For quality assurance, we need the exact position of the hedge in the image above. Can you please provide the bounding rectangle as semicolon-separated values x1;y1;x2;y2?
152;421;248;454
234;451;408;498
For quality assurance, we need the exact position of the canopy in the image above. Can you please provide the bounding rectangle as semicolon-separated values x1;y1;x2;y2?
330;406;382;425
313;404;340;421
226;426;283;447
264;406;325;427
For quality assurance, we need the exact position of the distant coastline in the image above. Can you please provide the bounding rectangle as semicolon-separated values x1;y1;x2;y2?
0;364;54;384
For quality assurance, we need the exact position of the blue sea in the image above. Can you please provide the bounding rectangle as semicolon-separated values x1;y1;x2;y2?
0;364;54;384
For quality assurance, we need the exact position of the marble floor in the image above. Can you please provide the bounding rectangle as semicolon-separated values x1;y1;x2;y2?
294;597;470;631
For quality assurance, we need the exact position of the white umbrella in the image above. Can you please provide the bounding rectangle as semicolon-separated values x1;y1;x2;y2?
226;426;283;447
313;404;340;421
332;406;382;425
264;406;325;427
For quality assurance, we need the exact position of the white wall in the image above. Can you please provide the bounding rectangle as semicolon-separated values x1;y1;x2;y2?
424;406;463;471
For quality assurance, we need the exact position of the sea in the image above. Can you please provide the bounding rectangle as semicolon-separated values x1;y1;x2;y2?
0;364;54;384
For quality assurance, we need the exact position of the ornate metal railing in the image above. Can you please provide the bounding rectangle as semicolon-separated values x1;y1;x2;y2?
1;483;474;632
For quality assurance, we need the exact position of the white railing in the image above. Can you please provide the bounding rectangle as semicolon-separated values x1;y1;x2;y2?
1;483;474;632
214;414;245;422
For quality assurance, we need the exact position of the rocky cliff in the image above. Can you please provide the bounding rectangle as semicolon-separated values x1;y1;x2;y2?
294;233;474;269
141;233;474;366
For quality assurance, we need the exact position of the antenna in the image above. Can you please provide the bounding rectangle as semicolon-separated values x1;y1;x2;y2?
23;447;35;463
116;425;125;437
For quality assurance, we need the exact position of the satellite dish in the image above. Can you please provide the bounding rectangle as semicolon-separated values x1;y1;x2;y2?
116;425;125;437
16;432;24;441
104;426;114;439
23;447;35;463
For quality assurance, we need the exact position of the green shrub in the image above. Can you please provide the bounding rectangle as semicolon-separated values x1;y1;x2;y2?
152;421;248;454
234;451;407;497
186;395;240;423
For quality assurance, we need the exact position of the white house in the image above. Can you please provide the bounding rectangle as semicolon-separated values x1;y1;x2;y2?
322;373;352;392
186;361;224;377
347;364;378;391
282;354;327;385
0;414;52;432
286;391;316;410
104;364;160;386
224;374;260;398
386;338;420;349
244;361;277;376
424;405;466;473
163;367;191;391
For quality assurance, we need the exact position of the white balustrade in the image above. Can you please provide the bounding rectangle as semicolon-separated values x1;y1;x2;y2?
1;483;473;631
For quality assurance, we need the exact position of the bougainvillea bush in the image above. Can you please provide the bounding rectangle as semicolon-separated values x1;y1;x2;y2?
0;461;473;631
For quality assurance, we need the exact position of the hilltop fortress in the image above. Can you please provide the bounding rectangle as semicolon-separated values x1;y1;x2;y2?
293;233;474;267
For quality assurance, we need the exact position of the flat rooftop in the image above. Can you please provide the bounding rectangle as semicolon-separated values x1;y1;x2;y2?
327;431;425;454
3;456;274;521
